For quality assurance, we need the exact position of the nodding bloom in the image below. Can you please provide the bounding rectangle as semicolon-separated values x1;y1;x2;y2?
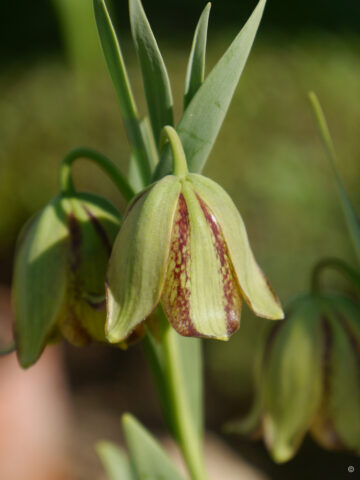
13;193;121;367
230;292;360;463
106;126;283;343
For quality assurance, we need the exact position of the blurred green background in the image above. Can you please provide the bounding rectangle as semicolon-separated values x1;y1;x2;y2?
1;0;359;478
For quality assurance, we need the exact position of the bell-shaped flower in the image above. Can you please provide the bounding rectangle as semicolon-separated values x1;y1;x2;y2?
229;292;360;462
13;192;121;367
106;127;283;343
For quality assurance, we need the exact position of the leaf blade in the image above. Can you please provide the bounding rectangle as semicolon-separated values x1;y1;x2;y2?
96;441;135;480
154;0;267;179
129;0;174;143
122;414;184;480
309;92;360;265
183;3;211;109
93;0;151;183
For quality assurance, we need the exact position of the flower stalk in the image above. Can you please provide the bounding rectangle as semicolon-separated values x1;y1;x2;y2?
144;307;207;480
311;257;360;296
59;146;135;201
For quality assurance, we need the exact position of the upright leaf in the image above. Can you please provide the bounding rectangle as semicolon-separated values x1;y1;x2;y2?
93;0;151;184
128;117;159;193
184;3;211;109
154;0;267;179
309;92;360;265
96;441;135;480
122;414;184;480
129;0;174;143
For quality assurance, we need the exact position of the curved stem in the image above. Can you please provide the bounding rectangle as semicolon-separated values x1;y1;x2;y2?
0;340;16;356
59;147;135;201
311;257;360;295
160;126;188;177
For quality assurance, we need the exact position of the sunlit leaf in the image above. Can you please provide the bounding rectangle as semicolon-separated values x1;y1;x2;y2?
122;414;184;480
183;3;211;109
97;441;135;480
129;0;174;143
154;0;267;179
93;0;151;184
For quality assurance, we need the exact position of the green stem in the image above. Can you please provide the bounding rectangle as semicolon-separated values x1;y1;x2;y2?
160;126;188;177
59;147;135;201
144;308;207;480
0;340;16;356
311;257;360;295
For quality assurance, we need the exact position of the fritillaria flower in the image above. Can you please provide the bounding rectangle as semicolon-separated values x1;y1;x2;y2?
106;127;283;343
13;193;121;367
231;292;360;462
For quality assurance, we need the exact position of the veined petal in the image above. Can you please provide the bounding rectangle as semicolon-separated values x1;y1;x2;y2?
326;311;360;451
106;176;181;342
188;173;283;320
13;199;68;367
161;180;242;340
262;301;324;462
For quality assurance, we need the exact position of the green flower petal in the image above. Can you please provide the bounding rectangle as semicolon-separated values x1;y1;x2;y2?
59;194;121;344
13;198;68;367
327;311;360;451
262;298;323;462
188;173;283;320
106;176;181;342
161;180;242;340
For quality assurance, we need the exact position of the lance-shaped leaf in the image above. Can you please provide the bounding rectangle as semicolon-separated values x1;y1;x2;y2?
183;3;211;109
129;0;174;142
128;117;159;193
309;92;360;265
13;200;68;367
154;0;267;179
93;0;151;183
97;441;135;480
327;313;360;450
122;414;184;480
262;299;323;463
106;177;181;342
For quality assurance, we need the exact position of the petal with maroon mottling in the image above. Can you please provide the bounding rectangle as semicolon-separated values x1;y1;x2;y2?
106;176;181;343
161;180;242;340
187;173;284;320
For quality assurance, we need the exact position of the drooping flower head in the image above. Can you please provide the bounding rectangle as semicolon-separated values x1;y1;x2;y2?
230;292;360;463
106;126;283;343
13;192;121;367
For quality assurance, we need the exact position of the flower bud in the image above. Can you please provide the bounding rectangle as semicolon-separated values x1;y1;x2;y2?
232;293;360;462
13;193;121;367
106;172;283;343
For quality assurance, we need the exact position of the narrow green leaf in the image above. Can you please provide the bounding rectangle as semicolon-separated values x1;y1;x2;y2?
154;0;266;179
129;0;174;143
309;92;360;265
183;3;211;109
122;414;184;480
93;0;151;184
96;441;135;480
128;118;159;193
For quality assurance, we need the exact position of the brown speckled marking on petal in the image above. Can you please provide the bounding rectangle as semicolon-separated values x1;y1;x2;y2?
83;205;112;254
196;194;242;336
311;317;346;449
161;194;199;336
68;213;82;273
